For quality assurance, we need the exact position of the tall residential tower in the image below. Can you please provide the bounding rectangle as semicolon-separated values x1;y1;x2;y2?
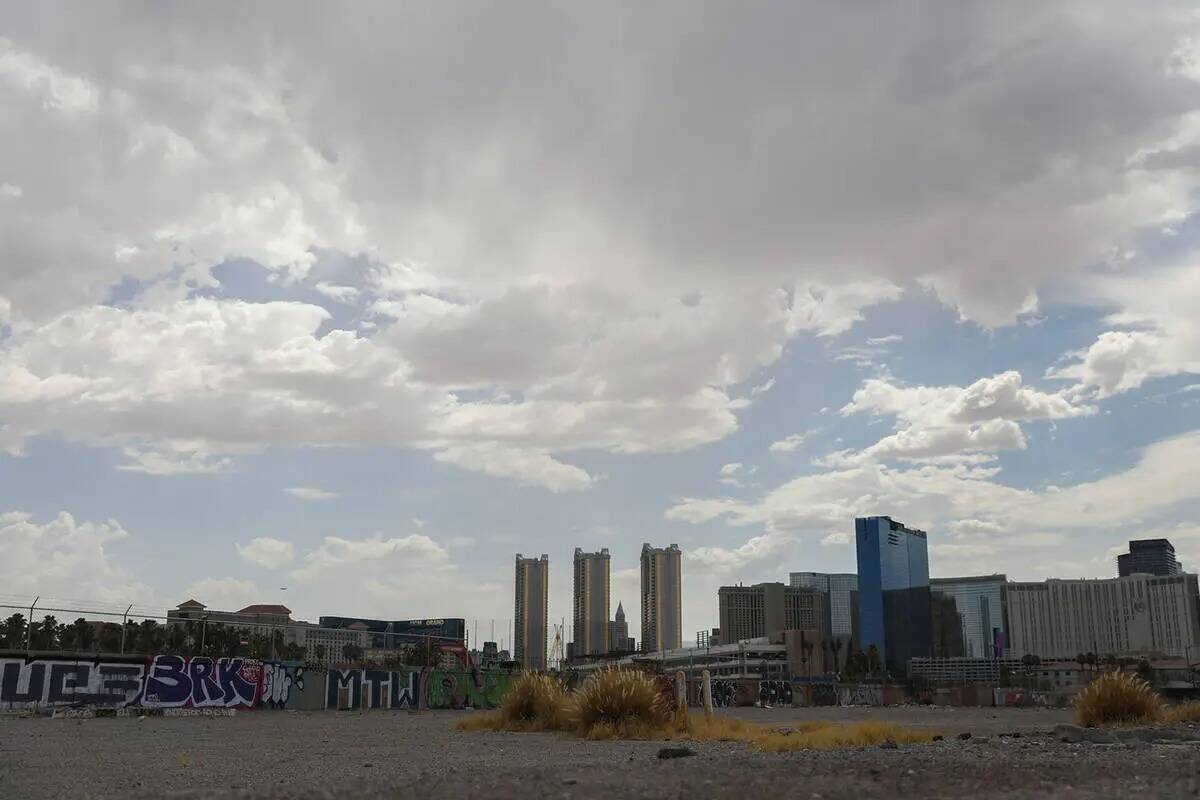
641;543;682;653
572;547;611;657
514;553;549;670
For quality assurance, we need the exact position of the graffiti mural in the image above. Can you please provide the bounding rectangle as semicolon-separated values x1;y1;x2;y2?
2;655;518;713
1;658;145;709
808;683;838;706
837;685;883;706
261;663;305;710
757;680;793;707
325;668;421;710
709;679;737;707
425;669;512;709
141;656;263;709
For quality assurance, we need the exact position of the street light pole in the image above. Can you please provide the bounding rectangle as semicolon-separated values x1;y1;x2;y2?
201;614;209;655
119;603;133;654
25;595;38;654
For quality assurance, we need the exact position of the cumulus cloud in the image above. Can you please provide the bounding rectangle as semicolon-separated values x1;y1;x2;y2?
769;432;811;453
841;371;1095;461
291;534;450;579
1049;264;1200;397
179;577;264;612
0;511;155;604
236;537;296;570
433;444;597;492
667;430;1200;580
283;487;338;501
2;4;1194;492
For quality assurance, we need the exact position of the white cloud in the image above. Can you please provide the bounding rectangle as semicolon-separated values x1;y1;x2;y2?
769;432;811;453
433;443;597;492
0;511;154;605
292;534;450;579
283;487;338;501
841;370;1095;461
820;532;851;547
667;430;1200;581
718;462;758;488
117;443;238;475
0;183;21;198
313;282;360;302
236;537;296;570
749;378;775;397
1049;265;1200;398
179;577;264;612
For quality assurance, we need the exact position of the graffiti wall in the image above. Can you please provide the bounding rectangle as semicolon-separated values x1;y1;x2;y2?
0;653;517;713
425;669;512;709
140;656;263;709
326;668;422;710
261;662;324;710
1;657;146;709
758;680;794;707
0;655;263;710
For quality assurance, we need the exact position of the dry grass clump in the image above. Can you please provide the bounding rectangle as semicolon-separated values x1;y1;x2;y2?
571;668;671;739
1074;670;1164;728
456;672;570;732
754;720;933;751
1165;701;1200;723
460;670;938;751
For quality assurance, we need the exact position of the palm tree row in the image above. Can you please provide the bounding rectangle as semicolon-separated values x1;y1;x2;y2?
0;613;305;662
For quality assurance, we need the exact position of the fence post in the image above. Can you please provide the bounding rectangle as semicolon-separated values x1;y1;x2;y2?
701;669;714;718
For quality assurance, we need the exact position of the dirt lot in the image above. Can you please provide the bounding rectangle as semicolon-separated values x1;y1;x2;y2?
2;707;1198;799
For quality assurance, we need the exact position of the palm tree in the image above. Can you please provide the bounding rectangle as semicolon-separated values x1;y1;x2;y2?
1;613;27;649
96;622;123;653
136;619;164;654
67;618;95;652
342;642;364;662
165;623;188;655
865;644;881;677
35;615;60;650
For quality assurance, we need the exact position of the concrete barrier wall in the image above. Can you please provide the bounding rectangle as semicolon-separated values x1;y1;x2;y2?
0;655;513;712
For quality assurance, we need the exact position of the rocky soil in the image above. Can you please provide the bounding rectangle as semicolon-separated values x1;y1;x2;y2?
3;708;1199;799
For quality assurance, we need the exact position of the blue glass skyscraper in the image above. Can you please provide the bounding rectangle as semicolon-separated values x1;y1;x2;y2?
855;516;932;674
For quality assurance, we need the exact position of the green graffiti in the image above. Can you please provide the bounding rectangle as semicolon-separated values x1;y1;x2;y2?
425;670;513;709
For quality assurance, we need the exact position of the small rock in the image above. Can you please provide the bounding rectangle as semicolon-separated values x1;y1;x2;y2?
1054;724;1118;744
563;778;579;785
932;735;944;741
957;732;972;740
657;747;694;759
363;763;373;768
879;739;898;749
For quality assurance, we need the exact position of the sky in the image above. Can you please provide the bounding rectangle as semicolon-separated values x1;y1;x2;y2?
1;2;1199;651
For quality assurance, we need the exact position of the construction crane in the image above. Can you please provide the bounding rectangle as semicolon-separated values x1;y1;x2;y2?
550;621;565;670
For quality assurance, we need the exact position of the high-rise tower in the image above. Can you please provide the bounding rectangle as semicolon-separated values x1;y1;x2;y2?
514;553;549;670
640;543;682;653
572;547;610;657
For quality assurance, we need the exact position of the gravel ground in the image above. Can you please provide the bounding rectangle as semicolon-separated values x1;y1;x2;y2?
3;708;1199;799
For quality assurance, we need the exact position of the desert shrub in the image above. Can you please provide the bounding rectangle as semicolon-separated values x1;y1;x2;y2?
457;672;569;732
571;668;670;738
1165;700;1200;723
1074;670;1164;727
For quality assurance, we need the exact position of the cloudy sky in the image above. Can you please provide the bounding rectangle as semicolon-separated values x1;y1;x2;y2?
1;2;1199;649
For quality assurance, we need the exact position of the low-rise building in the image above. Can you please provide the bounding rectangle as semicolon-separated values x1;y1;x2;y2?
303;623;370;669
